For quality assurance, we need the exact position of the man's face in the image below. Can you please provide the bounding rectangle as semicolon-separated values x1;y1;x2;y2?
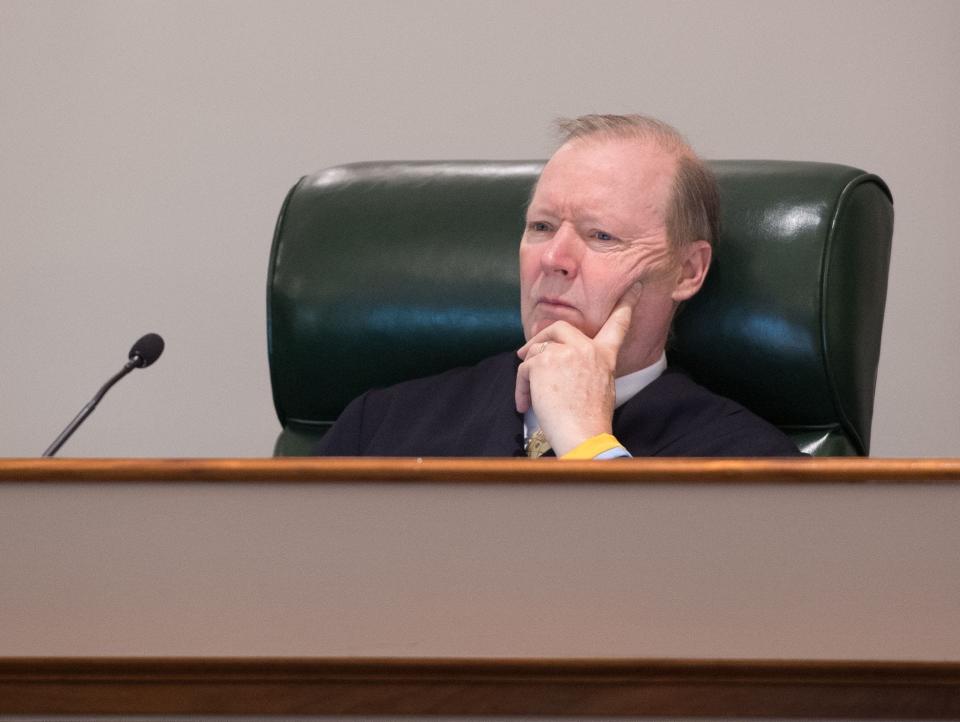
519;136;681;370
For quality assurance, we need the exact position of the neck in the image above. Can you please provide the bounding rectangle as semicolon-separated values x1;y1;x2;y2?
616;331;669;377
616;304;674;376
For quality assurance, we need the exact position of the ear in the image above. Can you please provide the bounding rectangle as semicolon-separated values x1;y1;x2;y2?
670;240;712;303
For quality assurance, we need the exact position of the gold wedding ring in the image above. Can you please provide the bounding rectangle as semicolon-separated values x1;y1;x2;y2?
536;341;549;355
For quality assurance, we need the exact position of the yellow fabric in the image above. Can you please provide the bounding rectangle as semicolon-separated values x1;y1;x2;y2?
560;433;623;460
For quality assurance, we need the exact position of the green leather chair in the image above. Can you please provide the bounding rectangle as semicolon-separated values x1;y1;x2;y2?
268;160;893;457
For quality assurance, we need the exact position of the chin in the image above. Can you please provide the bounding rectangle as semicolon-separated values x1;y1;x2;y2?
530;316;592;338
531;317;559;336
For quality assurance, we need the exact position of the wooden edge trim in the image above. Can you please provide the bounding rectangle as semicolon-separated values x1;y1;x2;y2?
1;657;959;717
2;457;960;483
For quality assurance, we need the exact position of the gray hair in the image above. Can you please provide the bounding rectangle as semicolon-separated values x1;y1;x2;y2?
555;114;719;251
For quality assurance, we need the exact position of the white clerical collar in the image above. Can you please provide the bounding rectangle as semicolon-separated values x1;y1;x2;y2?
523;352;667;437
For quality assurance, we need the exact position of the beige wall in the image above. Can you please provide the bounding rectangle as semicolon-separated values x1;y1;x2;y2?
1;0;957;457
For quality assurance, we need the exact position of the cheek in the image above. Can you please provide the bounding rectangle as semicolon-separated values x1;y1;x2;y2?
518;246;540;290
518;246;536;336
583;267;625;311
579;268;641;336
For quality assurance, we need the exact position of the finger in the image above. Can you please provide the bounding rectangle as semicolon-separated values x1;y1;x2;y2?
518;325;560;358
517;320;589;358
517;336;544;360
594;281;643;350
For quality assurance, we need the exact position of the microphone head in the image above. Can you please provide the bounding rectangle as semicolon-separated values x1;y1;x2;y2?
129;333;165;368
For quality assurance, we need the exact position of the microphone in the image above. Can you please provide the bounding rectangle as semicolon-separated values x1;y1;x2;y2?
42;333;165;457
128;332;164;368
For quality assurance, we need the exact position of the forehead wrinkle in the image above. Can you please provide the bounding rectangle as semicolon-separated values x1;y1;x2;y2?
531;181;632;226
532;140;676;239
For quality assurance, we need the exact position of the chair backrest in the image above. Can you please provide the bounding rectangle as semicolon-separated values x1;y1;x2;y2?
268;160;893;457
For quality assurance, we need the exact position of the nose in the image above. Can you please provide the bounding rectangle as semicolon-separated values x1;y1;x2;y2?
540;222;581;277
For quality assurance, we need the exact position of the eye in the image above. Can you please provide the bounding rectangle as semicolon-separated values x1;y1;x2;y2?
592;230;617;242
527;221;552;233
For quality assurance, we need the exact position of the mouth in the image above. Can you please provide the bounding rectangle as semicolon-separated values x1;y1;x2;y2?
528;297;584;336
537;297;577;312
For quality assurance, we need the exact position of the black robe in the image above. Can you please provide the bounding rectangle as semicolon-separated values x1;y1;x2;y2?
314;352;802;457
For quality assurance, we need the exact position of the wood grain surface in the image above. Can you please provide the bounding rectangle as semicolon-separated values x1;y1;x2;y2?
2;456;960;483
1;657;959;717
4;461;958;716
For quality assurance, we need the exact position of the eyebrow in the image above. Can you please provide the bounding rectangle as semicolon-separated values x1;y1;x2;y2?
527;204;618;230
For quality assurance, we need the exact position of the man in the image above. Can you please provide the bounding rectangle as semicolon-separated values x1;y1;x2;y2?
315;114;801;458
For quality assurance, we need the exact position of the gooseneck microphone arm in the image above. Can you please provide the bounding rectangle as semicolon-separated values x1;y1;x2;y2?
41;333;165;457
42;361;138;457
